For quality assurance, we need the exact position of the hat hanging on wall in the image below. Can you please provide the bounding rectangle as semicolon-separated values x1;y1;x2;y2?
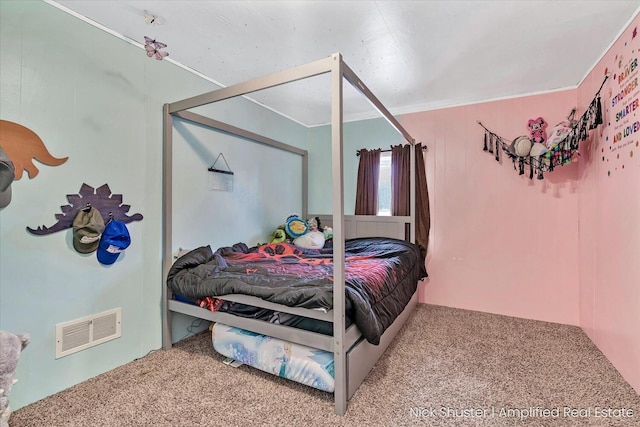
26;183;143;236
97;220;131;265
72;207;105;254
0;147;15;209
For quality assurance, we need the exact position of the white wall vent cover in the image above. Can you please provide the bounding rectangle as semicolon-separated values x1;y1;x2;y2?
55;308;121;359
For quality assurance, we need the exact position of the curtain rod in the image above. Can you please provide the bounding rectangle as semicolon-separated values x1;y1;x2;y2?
356;145;428;156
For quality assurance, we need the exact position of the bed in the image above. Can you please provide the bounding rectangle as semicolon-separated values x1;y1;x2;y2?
169;236;425;345
162;53;423;415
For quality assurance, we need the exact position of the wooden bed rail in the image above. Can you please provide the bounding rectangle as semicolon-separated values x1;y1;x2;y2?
312;214;412;242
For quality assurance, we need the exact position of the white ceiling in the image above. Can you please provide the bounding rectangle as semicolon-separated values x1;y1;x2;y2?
51;0;640;127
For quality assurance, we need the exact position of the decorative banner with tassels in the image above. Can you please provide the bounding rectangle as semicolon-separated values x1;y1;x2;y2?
478;76;607;180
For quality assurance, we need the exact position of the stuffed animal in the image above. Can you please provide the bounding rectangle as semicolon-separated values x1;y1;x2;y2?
268;226;287;244
527;117;548;145
543;109;579;164
0;331;30;427
546;109;578;149
546;122;570;147
284;214;308;240
293;217;325;249
306;217;320;232
323;226;333;240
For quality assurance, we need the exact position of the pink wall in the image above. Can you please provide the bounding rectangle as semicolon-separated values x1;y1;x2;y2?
577;15;640;394
399;15;640;394
400;90;580;326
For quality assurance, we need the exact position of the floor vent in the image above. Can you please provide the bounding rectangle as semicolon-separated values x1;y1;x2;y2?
55;308;121;359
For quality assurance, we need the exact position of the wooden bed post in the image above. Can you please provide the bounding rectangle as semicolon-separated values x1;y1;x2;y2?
330;53;347;416
302;151;308;220
162;103;173;350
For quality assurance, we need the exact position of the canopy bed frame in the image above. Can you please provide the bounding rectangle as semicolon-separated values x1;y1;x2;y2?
162;53;418;415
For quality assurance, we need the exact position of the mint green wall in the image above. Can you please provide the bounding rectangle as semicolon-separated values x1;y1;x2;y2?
307;118;405;215
0;1;307;410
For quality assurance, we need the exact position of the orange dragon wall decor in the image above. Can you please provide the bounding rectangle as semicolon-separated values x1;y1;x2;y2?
0;120;68;180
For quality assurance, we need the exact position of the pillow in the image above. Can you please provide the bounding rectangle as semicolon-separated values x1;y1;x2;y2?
293;231;325;250
546;121;573;148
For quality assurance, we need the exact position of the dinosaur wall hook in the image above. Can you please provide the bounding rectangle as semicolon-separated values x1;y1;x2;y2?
26;183;143;235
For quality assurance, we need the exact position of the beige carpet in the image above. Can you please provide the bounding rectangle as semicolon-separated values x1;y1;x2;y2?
11;304;640;426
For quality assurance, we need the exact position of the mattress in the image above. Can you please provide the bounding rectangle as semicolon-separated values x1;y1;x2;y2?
212;322;335;393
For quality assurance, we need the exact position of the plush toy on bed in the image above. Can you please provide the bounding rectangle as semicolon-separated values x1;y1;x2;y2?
284;214;309;240
323;226;333;241
0;331;30;427
268;226;287;244
292;216;326;249
267;214;309;245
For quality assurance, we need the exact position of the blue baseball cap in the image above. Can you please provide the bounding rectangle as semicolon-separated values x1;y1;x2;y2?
97;220;131;265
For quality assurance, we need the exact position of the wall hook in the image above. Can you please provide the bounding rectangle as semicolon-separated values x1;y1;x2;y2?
26;183;143;235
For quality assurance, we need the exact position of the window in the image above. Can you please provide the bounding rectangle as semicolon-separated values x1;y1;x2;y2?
377;152;391;216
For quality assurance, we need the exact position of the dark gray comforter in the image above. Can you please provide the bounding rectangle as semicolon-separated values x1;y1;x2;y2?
167;237;426;344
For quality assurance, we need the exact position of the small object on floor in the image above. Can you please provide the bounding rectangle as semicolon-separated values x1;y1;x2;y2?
222;357;243;368
0;331;30;427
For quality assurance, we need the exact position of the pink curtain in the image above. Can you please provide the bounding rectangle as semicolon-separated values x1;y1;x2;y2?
354;148;381;215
